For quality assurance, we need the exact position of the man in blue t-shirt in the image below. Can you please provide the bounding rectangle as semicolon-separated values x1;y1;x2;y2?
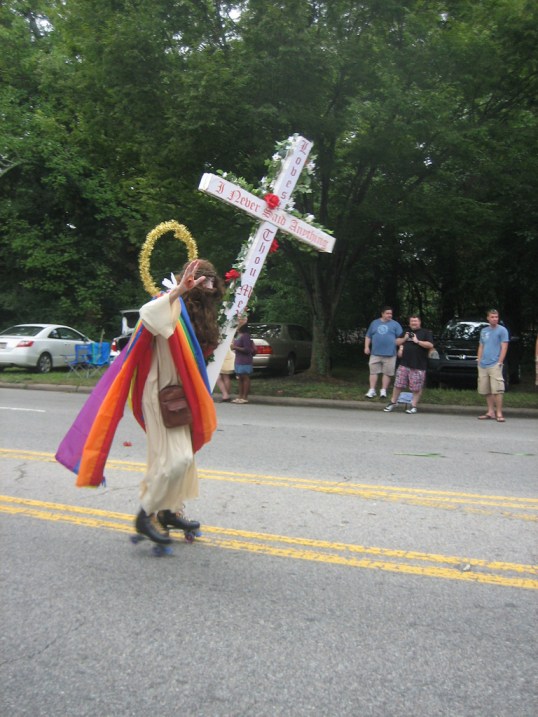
364;306;403;399
477;309;509;422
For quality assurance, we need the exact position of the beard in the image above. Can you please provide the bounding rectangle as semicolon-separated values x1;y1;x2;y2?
178;260;225;357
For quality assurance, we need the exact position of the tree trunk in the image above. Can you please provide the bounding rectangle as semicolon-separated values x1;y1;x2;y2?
310;303;333;376
305;254;342;378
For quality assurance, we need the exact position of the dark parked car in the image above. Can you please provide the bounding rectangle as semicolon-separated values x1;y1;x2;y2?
427;318;522;389
250;323;312;376
110;309;140;359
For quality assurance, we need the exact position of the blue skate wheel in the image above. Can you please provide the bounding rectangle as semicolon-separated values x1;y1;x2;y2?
152;544;173;557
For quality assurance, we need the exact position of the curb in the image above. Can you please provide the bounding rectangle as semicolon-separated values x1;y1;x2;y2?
234;394;538;418
2;381;537;419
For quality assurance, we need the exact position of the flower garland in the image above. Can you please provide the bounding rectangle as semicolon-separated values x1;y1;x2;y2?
216;134;316;200
260;134;316;201
220;237;252;327
139;220;198;296
216;134;328;235
216;135;331;327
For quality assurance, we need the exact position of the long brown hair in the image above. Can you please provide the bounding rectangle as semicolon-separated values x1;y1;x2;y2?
176;260;225;356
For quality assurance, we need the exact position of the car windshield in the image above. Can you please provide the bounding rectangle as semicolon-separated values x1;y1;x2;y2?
249;324;281;339
0;325;43;337
442;323;485;341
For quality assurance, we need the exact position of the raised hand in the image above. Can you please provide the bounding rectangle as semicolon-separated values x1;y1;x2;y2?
169;260;206;302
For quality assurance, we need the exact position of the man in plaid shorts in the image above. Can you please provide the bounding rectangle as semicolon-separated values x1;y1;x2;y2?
383;315;434;414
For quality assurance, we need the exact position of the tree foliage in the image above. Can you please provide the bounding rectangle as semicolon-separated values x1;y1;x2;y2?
1;0;536;368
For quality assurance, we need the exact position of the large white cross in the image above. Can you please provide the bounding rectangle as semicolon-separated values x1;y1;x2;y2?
198;135;335;389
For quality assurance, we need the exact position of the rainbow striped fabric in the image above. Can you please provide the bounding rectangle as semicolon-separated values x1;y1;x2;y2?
55;298;217;487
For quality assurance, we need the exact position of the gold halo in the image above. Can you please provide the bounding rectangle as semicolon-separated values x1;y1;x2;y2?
139;221;198;296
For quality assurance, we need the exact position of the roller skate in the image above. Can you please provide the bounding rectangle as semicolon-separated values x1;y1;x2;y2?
157;509;202;543
130;508;173;556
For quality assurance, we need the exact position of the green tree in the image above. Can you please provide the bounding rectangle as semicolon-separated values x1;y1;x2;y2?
1;0;536;365
232;0;538;371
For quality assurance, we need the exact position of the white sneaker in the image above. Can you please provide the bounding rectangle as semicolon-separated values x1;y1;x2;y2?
365;388;377;398
383;402;397;412
405;406;417;414
380;390;387;399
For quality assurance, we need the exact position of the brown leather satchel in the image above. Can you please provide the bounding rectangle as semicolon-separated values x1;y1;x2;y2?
158;385;192;428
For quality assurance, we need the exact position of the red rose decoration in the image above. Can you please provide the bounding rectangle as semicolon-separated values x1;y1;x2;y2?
264;193;280;210
225;268;240;283
269;239;279;254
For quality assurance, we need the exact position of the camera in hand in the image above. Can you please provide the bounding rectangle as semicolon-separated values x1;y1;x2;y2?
408;331;415;339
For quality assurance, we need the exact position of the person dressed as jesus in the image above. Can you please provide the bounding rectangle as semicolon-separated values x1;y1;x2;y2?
135;259;224;543
56;259;224;548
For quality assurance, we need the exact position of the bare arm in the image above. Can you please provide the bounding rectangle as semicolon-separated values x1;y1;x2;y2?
411;336;433;350
498;342;509;365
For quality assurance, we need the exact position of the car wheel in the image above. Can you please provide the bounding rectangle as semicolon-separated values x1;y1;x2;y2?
35;352;52;374
285;354;296;376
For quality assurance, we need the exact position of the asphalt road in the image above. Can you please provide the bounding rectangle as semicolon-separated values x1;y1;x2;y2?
1;387;537;717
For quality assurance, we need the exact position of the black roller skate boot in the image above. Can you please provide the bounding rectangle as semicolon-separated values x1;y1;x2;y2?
135;508;172;545
157;509;201;534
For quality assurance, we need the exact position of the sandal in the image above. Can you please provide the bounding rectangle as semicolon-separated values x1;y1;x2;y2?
496;416;506;422
477;414;495;420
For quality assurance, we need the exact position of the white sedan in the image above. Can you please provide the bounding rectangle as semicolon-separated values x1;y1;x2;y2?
0;324;92;374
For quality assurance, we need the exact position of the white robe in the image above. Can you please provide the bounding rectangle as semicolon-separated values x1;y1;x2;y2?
138;294;198;514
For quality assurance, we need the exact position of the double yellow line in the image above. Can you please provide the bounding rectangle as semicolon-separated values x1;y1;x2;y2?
1;448;537;589
1;493;536;591
198;468;538;522
2;448;536;522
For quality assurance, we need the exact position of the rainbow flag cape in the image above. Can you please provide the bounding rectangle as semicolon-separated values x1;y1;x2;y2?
55;298;217;487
